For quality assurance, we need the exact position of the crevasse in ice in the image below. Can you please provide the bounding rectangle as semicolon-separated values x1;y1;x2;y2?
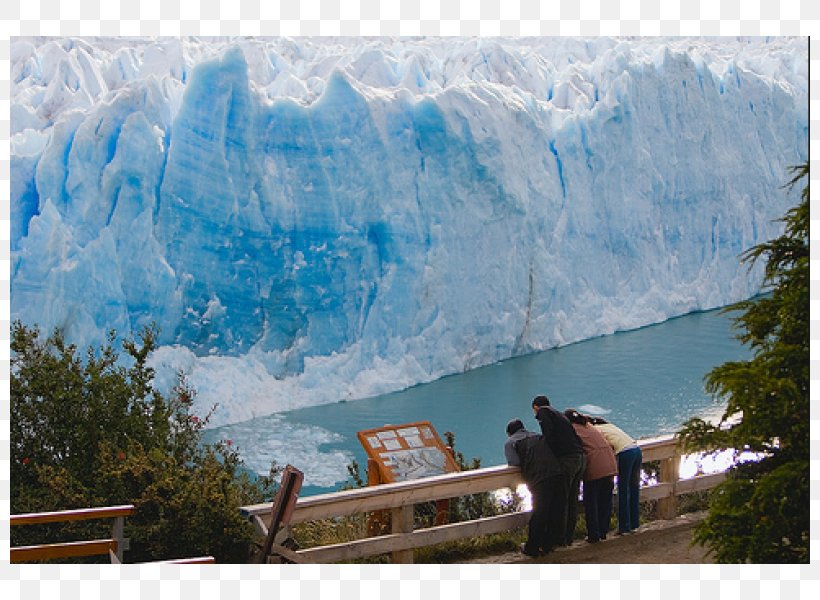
10;37;808;426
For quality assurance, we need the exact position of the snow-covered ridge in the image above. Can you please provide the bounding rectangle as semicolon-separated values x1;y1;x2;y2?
10;37;808;426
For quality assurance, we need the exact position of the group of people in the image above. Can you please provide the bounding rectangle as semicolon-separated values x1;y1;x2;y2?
504;395;642;557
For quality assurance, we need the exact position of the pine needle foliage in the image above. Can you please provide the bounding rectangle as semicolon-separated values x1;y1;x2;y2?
677;162;809;563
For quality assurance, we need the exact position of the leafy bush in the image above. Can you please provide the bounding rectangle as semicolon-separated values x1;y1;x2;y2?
10;322;275;563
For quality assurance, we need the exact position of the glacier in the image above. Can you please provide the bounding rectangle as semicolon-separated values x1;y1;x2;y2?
10;37;808;428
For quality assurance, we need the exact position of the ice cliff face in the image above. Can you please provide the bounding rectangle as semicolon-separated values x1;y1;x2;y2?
10;37;808;425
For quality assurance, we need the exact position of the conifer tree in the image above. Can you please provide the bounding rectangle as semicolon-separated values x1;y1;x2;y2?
678;162;809;563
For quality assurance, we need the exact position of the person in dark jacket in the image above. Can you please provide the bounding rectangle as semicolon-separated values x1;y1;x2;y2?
504;418;563;556
531;395;586;546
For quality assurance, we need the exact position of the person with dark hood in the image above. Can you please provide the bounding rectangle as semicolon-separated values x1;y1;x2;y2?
530;395;586;546
504;418;563;556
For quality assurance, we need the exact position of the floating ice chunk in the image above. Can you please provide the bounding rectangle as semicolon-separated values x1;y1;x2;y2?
577;404;611;416
205;414;354;487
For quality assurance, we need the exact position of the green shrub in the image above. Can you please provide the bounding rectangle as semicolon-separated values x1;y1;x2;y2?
10;322;275;563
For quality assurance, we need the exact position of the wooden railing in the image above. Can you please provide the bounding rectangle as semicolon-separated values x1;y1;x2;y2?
11;505;217;564
240;433;727;564
10;505;135;563
117;555;216;565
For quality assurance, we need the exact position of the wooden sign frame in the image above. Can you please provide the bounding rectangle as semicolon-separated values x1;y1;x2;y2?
357;421;460;484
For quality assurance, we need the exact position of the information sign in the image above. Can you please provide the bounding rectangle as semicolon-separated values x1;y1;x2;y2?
357;421;460;483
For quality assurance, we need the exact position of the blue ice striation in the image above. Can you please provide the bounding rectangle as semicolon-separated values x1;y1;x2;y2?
10;37;808;427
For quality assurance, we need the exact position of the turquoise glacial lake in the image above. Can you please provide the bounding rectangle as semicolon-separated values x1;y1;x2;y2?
205;306;750;496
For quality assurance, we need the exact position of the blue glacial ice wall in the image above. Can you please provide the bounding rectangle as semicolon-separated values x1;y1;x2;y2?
10;37;808;425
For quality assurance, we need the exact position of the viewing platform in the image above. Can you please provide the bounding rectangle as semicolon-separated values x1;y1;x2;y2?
241;433;724;564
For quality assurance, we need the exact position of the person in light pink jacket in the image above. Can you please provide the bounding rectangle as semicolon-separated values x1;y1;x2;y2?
564;409;617;543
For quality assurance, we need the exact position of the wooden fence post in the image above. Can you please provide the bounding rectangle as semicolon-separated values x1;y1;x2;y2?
657;446;681;520
367;458;390;536
390;505;415;564
111;515;127;563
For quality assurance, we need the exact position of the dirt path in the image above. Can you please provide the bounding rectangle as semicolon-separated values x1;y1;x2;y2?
467;512;712;564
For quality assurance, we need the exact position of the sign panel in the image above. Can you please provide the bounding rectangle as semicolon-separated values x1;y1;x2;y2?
357;421;460;483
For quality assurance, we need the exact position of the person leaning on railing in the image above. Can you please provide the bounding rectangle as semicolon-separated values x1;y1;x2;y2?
531;395;587;547
563;409;618;543
504;418;563;557
587;415;643;535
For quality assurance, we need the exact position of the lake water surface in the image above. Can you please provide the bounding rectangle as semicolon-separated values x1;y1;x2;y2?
205;306;750;495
